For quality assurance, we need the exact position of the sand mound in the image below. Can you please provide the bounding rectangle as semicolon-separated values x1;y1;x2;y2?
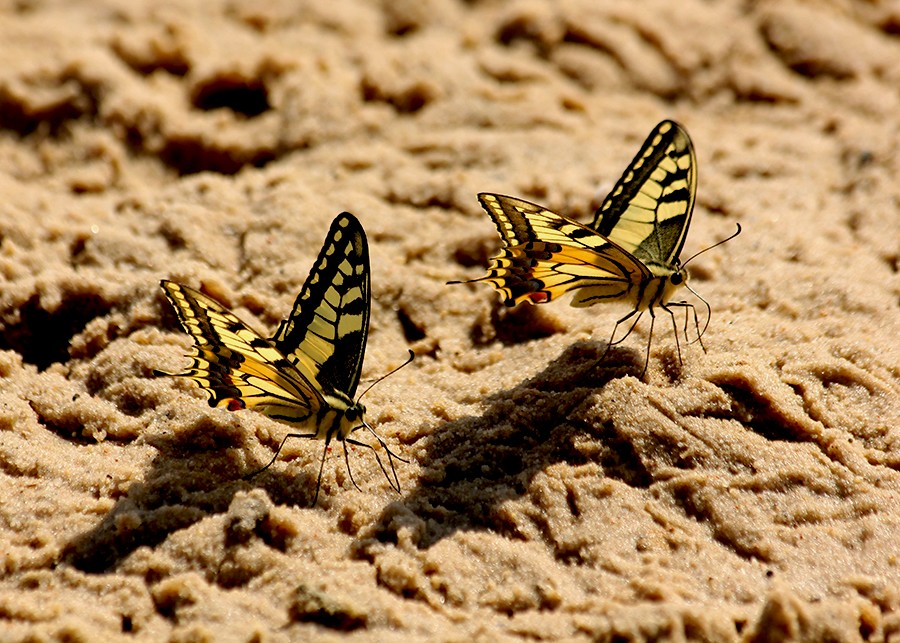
1;1;898;639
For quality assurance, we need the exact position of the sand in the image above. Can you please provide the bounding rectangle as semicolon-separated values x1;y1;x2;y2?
1;0;899;640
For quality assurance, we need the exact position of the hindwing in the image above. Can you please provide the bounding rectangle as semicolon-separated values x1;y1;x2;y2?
473;192;649;307
157;280;321;423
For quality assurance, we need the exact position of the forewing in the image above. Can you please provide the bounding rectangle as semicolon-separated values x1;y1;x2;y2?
271;212;370;399
591;120;696;268
473;193;648;306
158;280;321;423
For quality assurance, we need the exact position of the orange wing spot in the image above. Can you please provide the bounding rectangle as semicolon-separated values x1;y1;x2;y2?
528;292;549;304
226;398;246;411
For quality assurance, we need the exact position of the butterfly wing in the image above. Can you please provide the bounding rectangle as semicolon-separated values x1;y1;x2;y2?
591;120;696;270
271;212;370;399
472;193;650;308
157;280;322;424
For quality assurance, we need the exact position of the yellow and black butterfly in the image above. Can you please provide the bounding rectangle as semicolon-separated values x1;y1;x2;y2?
454;120;739;375
156;213;409;504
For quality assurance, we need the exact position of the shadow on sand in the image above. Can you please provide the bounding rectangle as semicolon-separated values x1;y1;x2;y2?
62;411;322;573
356;339;662;553
64;337;667;572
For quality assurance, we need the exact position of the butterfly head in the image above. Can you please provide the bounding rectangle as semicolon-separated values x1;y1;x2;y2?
668;265;689;288
651;264;689;307
343;401;367;431
325;392;367;441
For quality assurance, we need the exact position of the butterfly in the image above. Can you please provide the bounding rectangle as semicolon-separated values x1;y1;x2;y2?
454;120;740;376
156;212;409;504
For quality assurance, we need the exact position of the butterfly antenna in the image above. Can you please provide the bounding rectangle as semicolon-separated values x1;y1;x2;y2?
681;223;742;268
356;349;415;403
683;283;712;341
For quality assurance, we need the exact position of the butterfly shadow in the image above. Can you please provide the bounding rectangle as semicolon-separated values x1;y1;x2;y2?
356;339;653;553
62;413;319;574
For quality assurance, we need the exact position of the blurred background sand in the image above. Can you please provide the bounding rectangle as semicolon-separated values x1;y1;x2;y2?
1;0;898;639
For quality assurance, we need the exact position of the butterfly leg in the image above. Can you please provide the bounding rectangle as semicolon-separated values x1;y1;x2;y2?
687;302;706;352
600;309;643;361
683;282;712;342
341;439;363;493
598;309;646;376
379;436;407;494
243;431;318;480
347;428;405;494
362;424;409;467
611;310;644;347
659;303;683;372
639;310;658;379
312;437;332;506
694;303;707;353
345;439;394;493
668;301;706;353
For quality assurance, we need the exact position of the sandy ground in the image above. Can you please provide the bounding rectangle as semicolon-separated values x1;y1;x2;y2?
1;0;899;640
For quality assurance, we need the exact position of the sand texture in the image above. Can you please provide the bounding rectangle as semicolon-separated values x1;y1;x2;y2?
1;0;899;640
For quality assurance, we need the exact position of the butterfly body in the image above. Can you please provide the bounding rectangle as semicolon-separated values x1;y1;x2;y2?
157;213;402;503
456;120;725;375
569;263;686;311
